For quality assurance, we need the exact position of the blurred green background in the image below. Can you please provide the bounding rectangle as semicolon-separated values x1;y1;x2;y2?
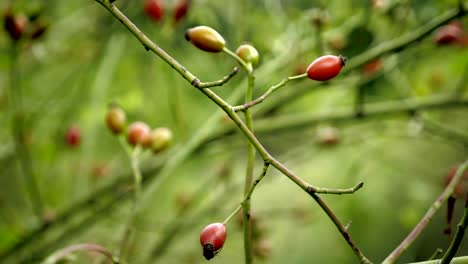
1;0;468;263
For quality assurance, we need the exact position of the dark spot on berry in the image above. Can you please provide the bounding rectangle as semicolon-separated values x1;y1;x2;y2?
203;243;215;260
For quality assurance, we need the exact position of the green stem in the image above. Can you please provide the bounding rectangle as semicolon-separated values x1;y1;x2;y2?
382;160;468;264
118;141;143;261
224;47;257;264
428;248;443;261
9;42;44;220
223;46;257;263
440;195;468;263
41;243;119;264
242;71;256;264
409;256;468;264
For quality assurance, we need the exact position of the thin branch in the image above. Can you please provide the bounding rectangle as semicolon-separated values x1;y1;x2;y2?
224;164;270;225
310;193;373;264
41;243;118;264
312;182;364;195
233;73;307;112
118;145;143;261
440;195;468;263
382;160;468;264
428;248;443;261
409;256;468;264
196;67;240;88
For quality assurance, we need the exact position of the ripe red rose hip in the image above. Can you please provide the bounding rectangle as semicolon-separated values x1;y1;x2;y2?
200;223;227;260
306;55;346;81
127;121;151;147
144;0;164;22
65;126;81;147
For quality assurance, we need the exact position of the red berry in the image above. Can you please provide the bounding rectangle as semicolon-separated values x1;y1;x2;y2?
362;59;382;75
306;55;346;81
173;0;189;24
4;11;28;41
144;0;164;22
65;126;81;147
433;22;463;45
127;122;151;147
200;223;227;260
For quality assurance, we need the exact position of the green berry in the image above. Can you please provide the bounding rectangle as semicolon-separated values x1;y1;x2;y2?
106;105;126;134
235;44;259;66
150;127;173;153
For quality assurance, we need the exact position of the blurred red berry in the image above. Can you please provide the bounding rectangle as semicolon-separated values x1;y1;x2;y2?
362;59;382;75
127;121;151;147
65;126;81;147
4;10;28;41
433;22;463;45
173;0;189;24
444;165;468;199
145;0;164;22
200;223;227;260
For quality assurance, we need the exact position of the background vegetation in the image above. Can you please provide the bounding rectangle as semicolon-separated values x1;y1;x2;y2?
1;0;468;263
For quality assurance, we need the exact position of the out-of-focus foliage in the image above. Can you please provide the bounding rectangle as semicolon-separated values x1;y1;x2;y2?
0;0;467;263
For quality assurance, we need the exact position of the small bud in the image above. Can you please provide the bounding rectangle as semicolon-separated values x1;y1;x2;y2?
185;26;226;52
150;127;173;153
235;44;259;66
106;104;126;135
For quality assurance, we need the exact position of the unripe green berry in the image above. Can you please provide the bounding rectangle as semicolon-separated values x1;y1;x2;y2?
106;105;126;134
185;26;225;52
235;44;259;66
150;127;173;153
